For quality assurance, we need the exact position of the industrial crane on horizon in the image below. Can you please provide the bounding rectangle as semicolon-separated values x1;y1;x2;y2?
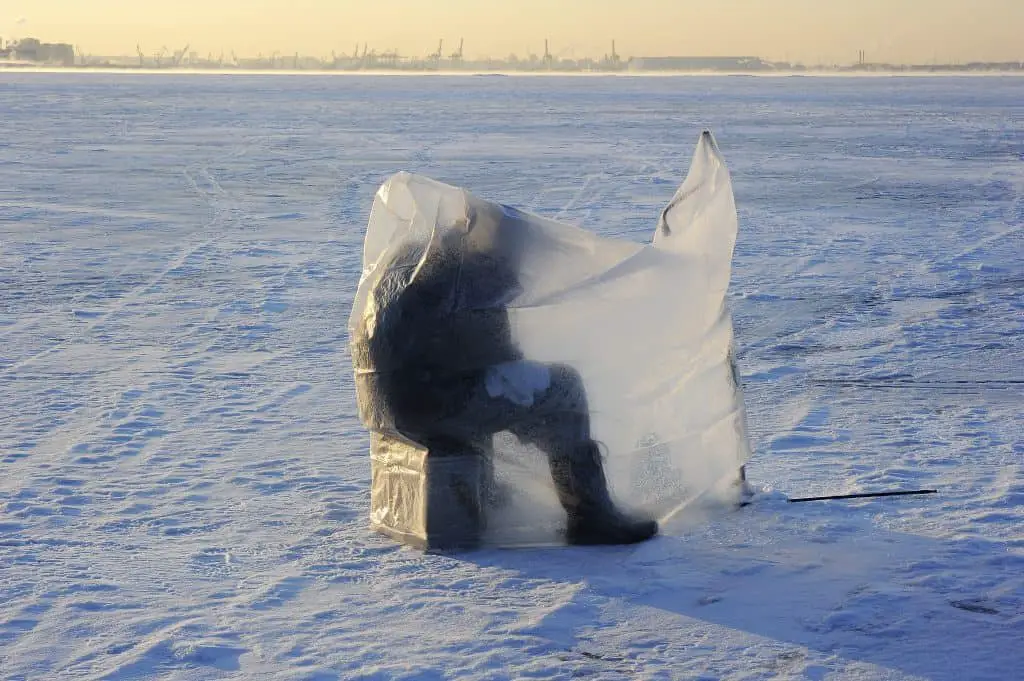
449;38;464;67
428;39;443;68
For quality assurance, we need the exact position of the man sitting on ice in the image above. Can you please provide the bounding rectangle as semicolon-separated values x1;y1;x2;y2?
351;196;659;546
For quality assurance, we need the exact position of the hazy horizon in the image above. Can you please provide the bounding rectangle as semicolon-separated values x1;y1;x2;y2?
5;0;1023;65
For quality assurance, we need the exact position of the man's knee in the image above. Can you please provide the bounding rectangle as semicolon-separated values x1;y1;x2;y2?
544;363;587;405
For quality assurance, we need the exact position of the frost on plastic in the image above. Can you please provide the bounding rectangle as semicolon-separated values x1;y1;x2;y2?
349;131;751;549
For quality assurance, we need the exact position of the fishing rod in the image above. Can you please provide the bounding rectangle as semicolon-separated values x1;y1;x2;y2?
788;489;938;503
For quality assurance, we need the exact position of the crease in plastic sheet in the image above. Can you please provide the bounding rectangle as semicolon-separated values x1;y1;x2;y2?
350;131;752;549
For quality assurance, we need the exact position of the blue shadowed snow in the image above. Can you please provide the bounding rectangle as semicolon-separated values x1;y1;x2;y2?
0;72;1021;680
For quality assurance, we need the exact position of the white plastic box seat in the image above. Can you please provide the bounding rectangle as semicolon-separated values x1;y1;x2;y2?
369;432;486;551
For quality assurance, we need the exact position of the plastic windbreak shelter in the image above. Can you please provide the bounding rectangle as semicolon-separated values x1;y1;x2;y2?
349;131;752;550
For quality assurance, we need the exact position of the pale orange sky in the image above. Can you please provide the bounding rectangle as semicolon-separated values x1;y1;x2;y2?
4;0;1022;64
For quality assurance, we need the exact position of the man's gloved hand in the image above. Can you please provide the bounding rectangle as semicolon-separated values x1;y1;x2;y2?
484;360;551;407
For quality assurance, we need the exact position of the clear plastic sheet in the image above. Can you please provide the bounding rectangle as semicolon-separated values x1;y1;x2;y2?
350;131;752;549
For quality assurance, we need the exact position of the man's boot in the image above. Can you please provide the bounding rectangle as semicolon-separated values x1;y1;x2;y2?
550;441;659;545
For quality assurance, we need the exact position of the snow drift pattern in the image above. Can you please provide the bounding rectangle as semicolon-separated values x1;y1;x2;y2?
349;131;751;548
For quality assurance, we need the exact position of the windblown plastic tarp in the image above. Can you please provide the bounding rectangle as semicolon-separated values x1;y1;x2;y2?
350;131;751;548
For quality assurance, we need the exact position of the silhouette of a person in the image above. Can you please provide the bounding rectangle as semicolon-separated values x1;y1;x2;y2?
352;198;657;545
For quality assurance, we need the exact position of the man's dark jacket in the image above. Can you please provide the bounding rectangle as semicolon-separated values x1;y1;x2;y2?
351;231;523;438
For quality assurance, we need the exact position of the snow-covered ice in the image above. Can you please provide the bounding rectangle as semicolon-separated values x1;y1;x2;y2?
1;73;1021;680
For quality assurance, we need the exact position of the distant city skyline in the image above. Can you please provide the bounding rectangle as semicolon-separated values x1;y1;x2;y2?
4;0;1023;65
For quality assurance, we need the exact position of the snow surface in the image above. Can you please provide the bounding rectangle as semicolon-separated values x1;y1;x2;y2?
0;73;1021;680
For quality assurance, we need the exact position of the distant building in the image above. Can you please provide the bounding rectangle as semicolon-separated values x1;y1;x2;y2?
627;56;774;72
9;38;75;66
